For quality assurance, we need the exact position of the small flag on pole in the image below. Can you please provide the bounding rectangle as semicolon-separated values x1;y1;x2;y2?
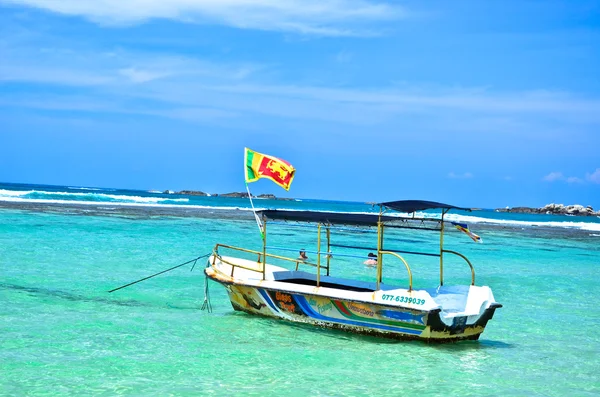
245;148;296;191
451;222;482;243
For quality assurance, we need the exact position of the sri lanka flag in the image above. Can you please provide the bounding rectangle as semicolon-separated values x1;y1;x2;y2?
451;222;482;243
245;148;296;191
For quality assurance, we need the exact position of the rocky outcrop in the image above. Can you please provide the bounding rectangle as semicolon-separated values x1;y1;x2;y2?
497;203;599;216
219;192;251;198
541;203;597;216
216;192;292;199
503;206;538;214
176;190;208;196
170;190;294;200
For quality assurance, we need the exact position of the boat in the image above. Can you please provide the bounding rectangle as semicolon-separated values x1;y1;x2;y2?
204;200;502;343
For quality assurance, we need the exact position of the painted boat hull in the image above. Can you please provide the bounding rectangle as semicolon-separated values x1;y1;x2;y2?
206;274;501;343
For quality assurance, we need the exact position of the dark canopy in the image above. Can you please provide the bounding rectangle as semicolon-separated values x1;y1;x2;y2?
258;200;470;226
258;210;396;226
379;200;471;213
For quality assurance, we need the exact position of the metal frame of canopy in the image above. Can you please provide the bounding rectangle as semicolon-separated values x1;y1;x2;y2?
378;200;473;287
214;200;475;290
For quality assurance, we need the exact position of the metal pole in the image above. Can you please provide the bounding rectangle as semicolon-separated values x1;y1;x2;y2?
245;183;264;239
440;210;445;286
262;216;267;281
326;227;331;276
317;224;321;287
376;208;383;290
380;223;384;284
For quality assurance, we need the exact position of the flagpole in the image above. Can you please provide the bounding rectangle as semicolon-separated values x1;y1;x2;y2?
245;182;264;240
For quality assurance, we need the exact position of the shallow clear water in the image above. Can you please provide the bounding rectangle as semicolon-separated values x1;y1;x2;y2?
1;205;599;396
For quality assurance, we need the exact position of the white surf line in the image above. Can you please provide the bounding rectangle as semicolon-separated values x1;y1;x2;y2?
1;195;599;231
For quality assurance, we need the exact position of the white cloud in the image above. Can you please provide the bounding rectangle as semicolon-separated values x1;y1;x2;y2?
448;172;473;179
119;67;169;83
3;35;600;124
543;172;592;184
543;172;565;182
335;50;353;63
2;36;600;126
586;168;600;184
0;0;402;36
200;83;600;117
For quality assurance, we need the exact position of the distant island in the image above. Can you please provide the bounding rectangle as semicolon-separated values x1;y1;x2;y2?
164;190;293;200
496;203;599;217
173;190;207;196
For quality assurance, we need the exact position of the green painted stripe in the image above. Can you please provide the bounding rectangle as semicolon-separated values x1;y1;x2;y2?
246;150;257;180
335;301;426;330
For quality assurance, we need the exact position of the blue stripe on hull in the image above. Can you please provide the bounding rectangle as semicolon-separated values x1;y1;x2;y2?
291;293;423;336
257;288;280;312
251;287;423;337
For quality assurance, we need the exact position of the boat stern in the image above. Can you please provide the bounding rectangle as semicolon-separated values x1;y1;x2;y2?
423;285;502;341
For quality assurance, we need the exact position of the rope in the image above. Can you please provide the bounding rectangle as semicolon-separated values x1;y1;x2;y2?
108;253;212;293
190;257;199;272
201;262;213;313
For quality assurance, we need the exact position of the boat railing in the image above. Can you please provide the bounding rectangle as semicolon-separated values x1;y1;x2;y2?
261;245;331;273
213;244;474;289
379;251;413;291
213;243;325;278
442;250;475;286
212;245;263;276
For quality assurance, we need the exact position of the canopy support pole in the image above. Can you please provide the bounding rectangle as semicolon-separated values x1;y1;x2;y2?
326;227;331;276
317;224;321;287
439;209;448;286
376;207;384;290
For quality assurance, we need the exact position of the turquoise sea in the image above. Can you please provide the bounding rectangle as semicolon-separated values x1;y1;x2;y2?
1;183;599;396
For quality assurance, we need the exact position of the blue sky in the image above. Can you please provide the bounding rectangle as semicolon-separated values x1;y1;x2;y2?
1;0;599;208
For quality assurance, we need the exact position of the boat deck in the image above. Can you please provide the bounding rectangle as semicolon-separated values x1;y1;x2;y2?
272;270;401;292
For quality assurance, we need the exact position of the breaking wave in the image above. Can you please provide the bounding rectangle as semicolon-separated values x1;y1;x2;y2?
0;189;189;204
441;213;600;232
1;186;599;232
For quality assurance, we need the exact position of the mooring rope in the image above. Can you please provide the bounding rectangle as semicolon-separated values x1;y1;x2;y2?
108;253;212;293
201;262;213;313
